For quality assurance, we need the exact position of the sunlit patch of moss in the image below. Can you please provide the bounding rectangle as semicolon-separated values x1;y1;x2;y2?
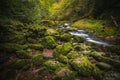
57;54;69;63
54;42;72;57
67;51;81;59
46;28;58;36
70;56;103;79
41;36;57;49
72;19;119;37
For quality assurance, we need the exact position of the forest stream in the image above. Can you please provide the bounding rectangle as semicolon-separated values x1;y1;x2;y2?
58;23;112;46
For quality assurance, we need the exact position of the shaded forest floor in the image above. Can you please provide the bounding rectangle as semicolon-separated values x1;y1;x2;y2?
0;18;120;80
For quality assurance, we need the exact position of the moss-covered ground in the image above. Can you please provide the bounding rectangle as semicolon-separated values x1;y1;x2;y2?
0;19;120;80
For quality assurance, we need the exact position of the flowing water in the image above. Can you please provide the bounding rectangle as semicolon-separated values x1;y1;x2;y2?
58;23;112;46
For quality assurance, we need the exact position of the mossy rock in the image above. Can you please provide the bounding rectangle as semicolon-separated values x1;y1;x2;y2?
32;54;43;66
67;51;81;59
44;60;66;71
41;36;57;49
10;59;30;70
0;43;28;52
28;44;43;50
57;54;69;63
16;50;31;59
70;56;103;79
53;68;76;80
73;45;82;51
60;33;72;42
54;42;72;57
74;43;91;51
72;36;85;43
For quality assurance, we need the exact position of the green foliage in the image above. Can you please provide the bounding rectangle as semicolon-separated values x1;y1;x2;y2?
54;42;72;57
72;36;85;43
67;51;81;59
28;44;43;50
41;36;57;48
32;54;43;66
57;54;69;63
72;19;120;37
70;56;103;79
60;33;72;42
50;0;95;20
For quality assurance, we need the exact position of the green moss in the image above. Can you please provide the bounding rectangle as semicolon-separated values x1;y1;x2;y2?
60;33;72;42
40;20;56;27
16;50;31;59
58;54;69;63
41;36;57;48
28;44;43;50
54;42;72;57
72;19;119;37
44;60;65;71
72;36;85;43
67;51;81;59
46;28;58;36
53;68;76;80
10;59;30;70
32;54;43;66
27;38;37;43
71;56;103;79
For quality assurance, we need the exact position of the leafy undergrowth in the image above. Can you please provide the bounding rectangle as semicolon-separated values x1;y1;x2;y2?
0;19;120;80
